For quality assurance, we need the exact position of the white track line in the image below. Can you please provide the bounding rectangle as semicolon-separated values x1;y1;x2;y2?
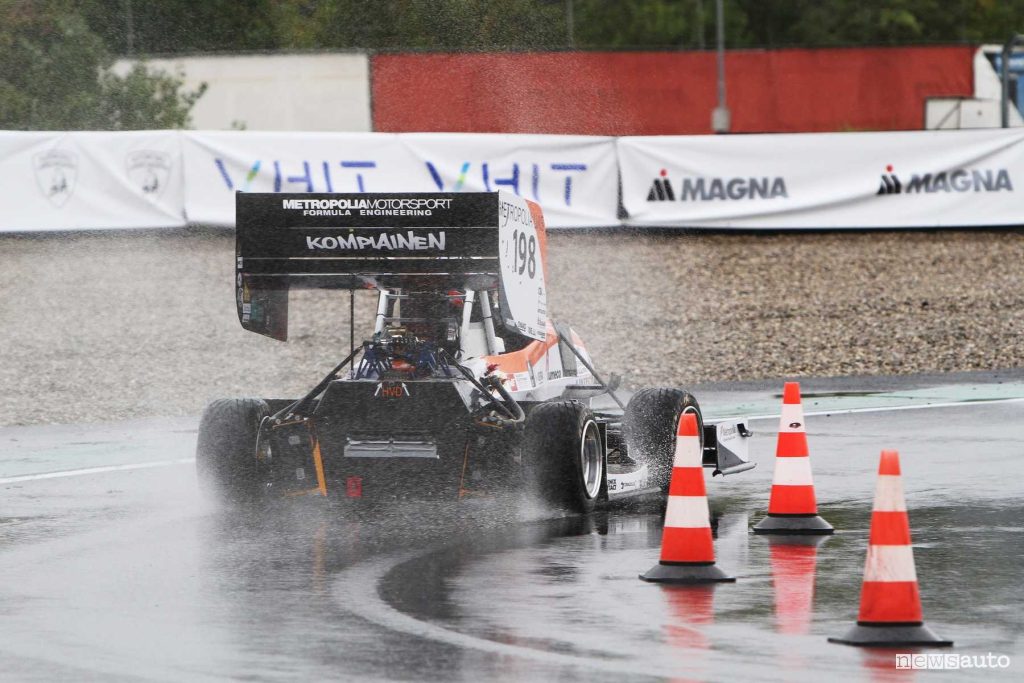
0;458;194;485
720;396;1024;423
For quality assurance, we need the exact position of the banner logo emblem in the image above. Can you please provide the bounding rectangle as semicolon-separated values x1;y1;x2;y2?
877;164;902;194
126;150;172;200
34;150;78;208
877;164;1013;196
647;169;788;202
647;169;676;201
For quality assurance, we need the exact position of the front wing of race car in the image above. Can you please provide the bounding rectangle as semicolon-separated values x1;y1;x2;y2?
602;418;755;502
706;421;757;476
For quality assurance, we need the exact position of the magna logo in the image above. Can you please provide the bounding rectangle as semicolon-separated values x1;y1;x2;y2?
647;169;788;202
306;231;446;251
877;164;1013;195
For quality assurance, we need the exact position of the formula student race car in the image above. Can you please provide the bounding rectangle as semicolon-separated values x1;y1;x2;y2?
196;191;754;512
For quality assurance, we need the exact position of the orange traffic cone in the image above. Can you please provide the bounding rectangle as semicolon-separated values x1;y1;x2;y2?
753;382;833;535
640;413;734;584
829;450;952;647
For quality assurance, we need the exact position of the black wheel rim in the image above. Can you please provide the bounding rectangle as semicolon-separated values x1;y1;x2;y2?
580;419;603;499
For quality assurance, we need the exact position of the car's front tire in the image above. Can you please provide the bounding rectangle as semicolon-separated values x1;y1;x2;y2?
624;388;703;493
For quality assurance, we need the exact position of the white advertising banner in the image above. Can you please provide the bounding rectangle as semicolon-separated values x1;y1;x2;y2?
398;133;619;228
183;131;618;228
619;129;1024;228
6;129;1024;232
0;131;185;232
182;131;421;226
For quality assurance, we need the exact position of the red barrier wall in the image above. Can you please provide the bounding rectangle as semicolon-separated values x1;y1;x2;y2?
372;46;974;135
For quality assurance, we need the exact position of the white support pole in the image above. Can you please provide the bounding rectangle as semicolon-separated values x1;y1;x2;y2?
480;290;498;355
373;289;390;335
460;290;476;340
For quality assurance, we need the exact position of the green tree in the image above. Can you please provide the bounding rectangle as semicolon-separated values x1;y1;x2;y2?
730;0;1024;48
0;0;204;130
301;0;567;50
77;0;286;54
572;0;695;48
66;0;1024;56
97;64;206;130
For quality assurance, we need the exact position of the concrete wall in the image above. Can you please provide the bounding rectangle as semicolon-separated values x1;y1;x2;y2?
115;53;371;132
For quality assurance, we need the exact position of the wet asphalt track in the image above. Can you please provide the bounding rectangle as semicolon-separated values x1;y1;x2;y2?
1;375;1022;682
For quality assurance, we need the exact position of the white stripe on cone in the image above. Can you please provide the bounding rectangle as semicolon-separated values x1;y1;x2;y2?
770;456;815;486
863;545;918;582
664;496;712;529
873;475;908;512
778;404;806;432
673;435;702;468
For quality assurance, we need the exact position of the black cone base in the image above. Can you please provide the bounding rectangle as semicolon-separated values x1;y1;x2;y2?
753;514;834;535
828;623;953;647
639;562;735;584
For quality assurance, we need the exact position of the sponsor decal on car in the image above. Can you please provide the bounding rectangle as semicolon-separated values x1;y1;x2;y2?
607;465;649;496
283;196;452;216
375;382;410;399
305;232;446;251
499;198;534;228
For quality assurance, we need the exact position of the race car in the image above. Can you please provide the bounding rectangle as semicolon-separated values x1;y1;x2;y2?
196;191;754;512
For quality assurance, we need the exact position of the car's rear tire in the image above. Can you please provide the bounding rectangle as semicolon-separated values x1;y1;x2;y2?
524;401;604;514
196;398;269;503
624;388;703;493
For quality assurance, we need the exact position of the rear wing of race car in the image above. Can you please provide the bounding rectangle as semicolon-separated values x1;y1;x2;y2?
235;192;549;342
